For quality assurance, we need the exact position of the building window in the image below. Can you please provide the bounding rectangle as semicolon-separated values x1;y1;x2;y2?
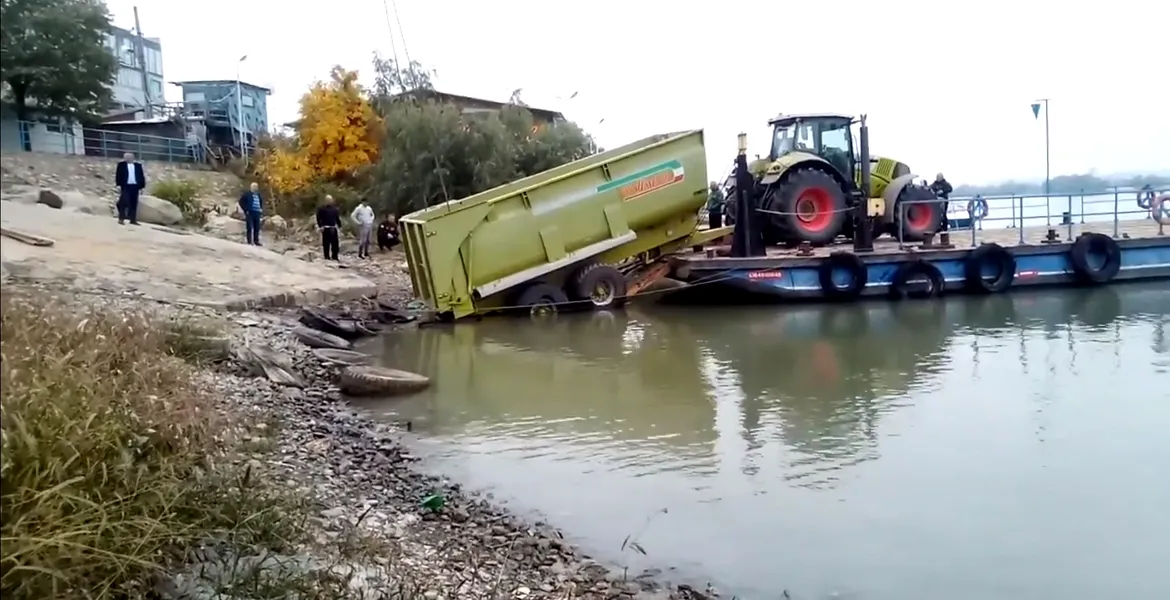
150;80;163;96
185;91;206;102
241;95;254;108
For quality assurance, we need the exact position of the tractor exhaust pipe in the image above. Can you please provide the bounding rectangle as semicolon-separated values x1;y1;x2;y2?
730;132;765;258
853;114;874;253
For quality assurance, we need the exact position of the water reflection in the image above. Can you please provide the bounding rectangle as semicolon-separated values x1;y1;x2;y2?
352;284;1170;600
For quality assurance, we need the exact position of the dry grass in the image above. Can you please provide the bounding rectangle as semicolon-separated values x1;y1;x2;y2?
0;293;317;599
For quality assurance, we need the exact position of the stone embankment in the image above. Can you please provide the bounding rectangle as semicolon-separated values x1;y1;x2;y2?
1;153;715;599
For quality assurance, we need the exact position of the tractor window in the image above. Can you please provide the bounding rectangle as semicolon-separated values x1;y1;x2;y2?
794;123;815;151
819;122;852;176
772;124;796;157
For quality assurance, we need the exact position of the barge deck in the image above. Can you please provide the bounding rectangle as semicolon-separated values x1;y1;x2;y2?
673;201;1169;300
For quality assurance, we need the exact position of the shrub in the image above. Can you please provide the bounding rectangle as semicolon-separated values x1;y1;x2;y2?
150;179;206;226
0;294;305;599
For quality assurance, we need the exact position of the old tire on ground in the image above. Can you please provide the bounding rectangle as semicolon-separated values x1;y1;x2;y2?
1069;232;1121;284
311;348;372;367
339;365;431;396
765;168;848;246
292;325;352;350
571;263;629;309
889;260;946;300
893;185;945;242
964;243;1017;294
298;306;358;338
818;251;868;300
513;282;570;317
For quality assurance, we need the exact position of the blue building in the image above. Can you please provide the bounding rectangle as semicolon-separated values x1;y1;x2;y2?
175;79;270;152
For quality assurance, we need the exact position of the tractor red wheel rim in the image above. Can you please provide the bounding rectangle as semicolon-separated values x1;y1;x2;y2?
906;205;936;230
794;187;834;233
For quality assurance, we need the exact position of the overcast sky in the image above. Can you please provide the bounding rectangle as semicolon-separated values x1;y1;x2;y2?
106;0;1165;185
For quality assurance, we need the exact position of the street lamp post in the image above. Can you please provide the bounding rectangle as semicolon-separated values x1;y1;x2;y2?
1031;99;1050;197
237;55;248;162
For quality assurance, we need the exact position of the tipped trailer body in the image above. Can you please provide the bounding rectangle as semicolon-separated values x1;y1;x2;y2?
400;130;727;320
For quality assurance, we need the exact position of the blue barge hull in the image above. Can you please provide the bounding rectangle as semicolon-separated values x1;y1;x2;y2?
675;221;1170;300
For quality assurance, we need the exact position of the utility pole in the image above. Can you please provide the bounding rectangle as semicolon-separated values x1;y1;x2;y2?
237;55;248;162
133;7;152;118
1031;99;1050;196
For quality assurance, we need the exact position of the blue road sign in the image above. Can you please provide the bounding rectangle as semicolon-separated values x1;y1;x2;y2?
1031;103;1042;119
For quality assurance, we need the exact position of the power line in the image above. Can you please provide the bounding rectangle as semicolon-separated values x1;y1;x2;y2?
388;0;415;83
379;0;404;87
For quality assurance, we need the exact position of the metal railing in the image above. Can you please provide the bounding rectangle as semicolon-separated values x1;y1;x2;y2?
895;187;1170;248
1;119;198;163
700;187;1170;245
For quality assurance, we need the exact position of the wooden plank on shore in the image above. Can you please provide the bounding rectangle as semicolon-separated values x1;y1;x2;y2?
0;227;55;247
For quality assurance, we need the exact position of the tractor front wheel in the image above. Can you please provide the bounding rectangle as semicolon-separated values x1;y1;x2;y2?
766;168;848;246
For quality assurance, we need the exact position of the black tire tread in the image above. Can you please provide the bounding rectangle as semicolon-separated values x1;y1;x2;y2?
571;263;628;309
766;168;848;246
964;243;1017;294
1069;233;1121;284
818;251;868;300
292;326;352;350
339;365;431;396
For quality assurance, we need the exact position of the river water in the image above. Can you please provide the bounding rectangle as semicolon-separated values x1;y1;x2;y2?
353;284;1170;600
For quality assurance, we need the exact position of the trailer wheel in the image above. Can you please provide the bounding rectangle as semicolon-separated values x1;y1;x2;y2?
571;263;628;309
514;282;569;317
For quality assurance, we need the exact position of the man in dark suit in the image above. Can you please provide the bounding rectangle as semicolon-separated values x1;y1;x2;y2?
114;152;146;225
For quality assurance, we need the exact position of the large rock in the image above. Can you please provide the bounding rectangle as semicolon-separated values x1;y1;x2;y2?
37;189;64;208
137;194;183;225
203;214;245;237
51;190;114;216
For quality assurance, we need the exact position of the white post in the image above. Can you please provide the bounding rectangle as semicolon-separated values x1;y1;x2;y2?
237;55;248;162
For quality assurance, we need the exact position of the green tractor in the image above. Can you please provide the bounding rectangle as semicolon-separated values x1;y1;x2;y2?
727;113;944;246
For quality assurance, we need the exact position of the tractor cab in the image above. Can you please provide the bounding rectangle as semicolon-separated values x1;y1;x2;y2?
768;113;857;187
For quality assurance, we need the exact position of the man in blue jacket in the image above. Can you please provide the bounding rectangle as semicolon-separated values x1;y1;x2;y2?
238;182;264;246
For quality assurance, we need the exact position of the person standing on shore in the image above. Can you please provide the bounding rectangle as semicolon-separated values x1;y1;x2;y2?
350;198;375;259
114;152;146;225
316;195;341;261
237;182;264;246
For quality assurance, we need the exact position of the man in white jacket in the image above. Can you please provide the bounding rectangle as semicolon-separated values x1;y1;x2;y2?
351;199;376;259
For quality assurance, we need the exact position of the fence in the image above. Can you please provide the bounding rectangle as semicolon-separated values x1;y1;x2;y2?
0;119;197;164
895;187;1169;247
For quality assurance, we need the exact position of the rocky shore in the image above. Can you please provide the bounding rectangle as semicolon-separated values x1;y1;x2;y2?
4;280;714;600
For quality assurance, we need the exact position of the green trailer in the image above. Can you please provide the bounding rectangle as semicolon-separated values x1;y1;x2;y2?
400;130;728;320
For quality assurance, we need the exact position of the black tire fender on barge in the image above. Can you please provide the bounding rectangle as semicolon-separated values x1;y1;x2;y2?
964;243;1017;294
818;251;868;300
889;260;945;300
1069;233;1121;284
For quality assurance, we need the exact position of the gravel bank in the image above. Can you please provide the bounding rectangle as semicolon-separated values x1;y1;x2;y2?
4;282;717;599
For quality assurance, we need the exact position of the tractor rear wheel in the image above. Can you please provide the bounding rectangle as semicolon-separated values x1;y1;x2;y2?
893;184;945;242
766;168;848;246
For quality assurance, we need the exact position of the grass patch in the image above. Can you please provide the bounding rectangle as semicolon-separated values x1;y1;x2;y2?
0;294;357;599
150;179;207;226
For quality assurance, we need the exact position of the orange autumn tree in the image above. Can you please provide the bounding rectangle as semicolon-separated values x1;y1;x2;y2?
257;66;380;202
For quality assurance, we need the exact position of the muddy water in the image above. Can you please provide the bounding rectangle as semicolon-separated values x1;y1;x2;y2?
352;284;1170;600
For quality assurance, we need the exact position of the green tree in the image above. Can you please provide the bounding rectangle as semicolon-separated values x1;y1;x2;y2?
368;99;596;217
371;53;434;98
0;0;117;122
